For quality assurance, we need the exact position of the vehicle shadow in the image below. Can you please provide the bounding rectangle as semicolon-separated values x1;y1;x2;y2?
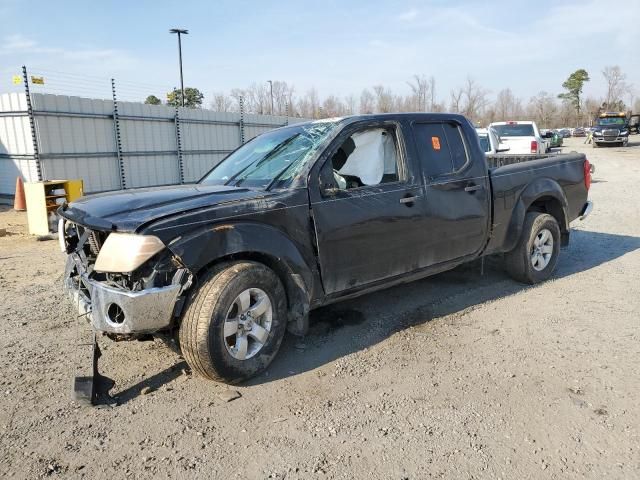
247;229;640;385
103;360;188;405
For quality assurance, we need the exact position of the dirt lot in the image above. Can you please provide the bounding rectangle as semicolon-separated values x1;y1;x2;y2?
0;137;639;479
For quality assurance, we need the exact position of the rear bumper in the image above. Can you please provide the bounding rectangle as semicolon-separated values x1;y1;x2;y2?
579;201;593;221
63;254;182;334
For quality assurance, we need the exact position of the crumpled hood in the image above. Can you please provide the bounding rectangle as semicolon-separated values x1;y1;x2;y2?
60;184;264;232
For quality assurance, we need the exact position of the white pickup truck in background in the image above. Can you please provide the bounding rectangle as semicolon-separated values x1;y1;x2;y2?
475;127;510;154
489;121;549;154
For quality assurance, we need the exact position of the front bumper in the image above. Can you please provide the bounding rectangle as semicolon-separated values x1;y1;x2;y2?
63;254;182;334
594;136;628;144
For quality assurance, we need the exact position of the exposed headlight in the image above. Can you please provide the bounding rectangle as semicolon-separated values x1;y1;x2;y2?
593;131;602;136
94;233;165;273
58;218;66;252
620;130;628;135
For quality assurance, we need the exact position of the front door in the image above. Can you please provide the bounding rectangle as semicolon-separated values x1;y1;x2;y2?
310;122;425;295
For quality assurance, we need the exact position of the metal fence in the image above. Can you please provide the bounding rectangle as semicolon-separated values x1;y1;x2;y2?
0;85;308;199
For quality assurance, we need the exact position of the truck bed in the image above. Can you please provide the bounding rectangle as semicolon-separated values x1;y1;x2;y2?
485;152;567;169
484;151;588;255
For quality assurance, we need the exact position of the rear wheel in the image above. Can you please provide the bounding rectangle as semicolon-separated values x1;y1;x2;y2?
505;212;561;284
179;261;287;383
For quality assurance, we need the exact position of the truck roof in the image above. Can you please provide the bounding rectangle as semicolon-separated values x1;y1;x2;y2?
285;112;473;131
489;121;535;126
598;112;626;117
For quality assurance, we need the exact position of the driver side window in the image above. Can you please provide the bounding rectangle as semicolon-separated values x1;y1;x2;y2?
328;126;400;190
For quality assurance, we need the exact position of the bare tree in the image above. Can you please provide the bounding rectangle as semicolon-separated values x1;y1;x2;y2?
407;74;429;111
372;85;394;113
626;88;636;114
393;95;420;112
270;81;295;116
449;88;463;113
210;92;233;112
229;88;247;112
461;76;490;122
295;88;321;119
583;97;602;126
428;76;436;110
528;91;557;128
494;88;523;121
360;89;375;114
344;94;357;115
558;100;576;127
603;65;630;110
322;95;347;117
229;83;269;114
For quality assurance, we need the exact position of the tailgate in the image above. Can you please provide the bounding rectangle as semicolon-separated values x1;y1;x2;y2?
497;136;534;154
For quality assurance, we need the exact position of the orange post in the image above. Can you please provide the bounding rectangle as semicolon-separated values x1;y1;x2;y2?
14;177;26;211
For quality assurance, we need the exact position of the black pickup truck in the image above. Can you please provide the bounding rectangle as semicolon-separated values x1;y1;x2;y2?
59;113;593;393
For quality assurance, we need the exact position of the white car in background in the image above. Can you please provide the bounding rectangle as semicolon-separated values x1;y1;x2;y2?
475;127;510;154
489;121;549;154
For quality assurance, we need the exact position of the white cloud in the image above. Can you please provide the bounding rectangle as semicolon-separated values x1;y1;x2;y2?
368;39;390;48
397;9;418;22
0;34;126;61
4;34;37;50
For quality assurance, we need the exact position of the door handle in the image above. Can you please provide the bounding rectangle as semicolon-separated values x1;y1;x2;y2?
399;195;419;204
464;185;482;192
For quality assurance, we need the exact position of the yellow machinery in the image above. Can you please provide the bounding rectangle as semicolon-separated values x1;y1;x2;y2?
24;179;83;235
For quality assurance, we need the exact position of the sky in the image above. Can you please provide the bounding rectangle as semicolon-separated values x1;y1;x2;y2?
1;0;639;106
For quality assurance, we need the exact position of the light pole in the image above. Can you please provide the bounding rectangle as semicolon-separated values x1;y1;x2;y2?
267;80;274;115
169;28;188;107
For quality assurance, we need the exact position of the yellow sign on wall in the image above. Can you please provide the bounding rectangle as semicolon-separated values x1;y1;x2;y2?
31;76;45;85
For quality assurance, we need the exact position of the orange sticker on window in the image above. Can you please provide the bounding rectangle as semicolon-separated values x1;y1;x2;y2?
431;136;441;150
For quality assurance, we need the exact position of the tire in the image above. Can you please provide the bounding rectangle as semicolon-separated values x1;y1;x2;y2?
505;212;561;285
179;261;287;383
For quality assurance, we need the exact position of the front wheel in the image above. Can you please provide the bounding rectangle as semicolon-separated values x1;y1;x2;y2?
505;212;561;284
179;261;287;383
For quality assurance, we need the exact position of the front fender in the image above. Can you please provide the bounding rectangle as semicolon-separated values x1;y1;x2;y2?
168;221;314;285
166;222;316;334
503;178;569;252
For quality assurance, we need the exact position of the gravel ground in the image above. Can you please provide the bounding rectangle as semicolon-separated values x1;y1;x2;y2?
0;137;639;479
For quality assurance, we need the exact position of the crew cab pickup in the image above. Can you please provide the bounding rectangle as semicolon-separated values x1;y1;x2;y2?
490;120;550;154
59;113;593;392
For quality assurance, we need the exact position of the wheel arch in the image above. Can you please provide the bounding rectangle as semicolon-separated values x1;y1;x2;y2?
504;178;570;251
167;222;315;335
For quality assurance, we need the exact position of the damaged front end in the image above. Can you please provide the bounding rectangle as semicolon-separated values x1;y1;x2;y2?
61;219;193;338
60;217;194;404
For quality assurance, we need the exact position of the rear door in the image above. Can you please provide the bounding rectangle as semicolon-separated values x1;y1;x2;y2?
309;120;427;295
411;120;490;264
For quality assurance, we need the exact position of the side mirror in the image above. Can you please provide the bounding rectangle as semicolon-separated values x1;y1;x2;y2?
322;187;340;197
497;143;510;153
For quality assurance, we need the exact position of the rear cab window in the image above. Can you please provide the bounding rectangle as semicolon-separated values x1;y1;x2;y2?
411;122;469;178
493;124;535;137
